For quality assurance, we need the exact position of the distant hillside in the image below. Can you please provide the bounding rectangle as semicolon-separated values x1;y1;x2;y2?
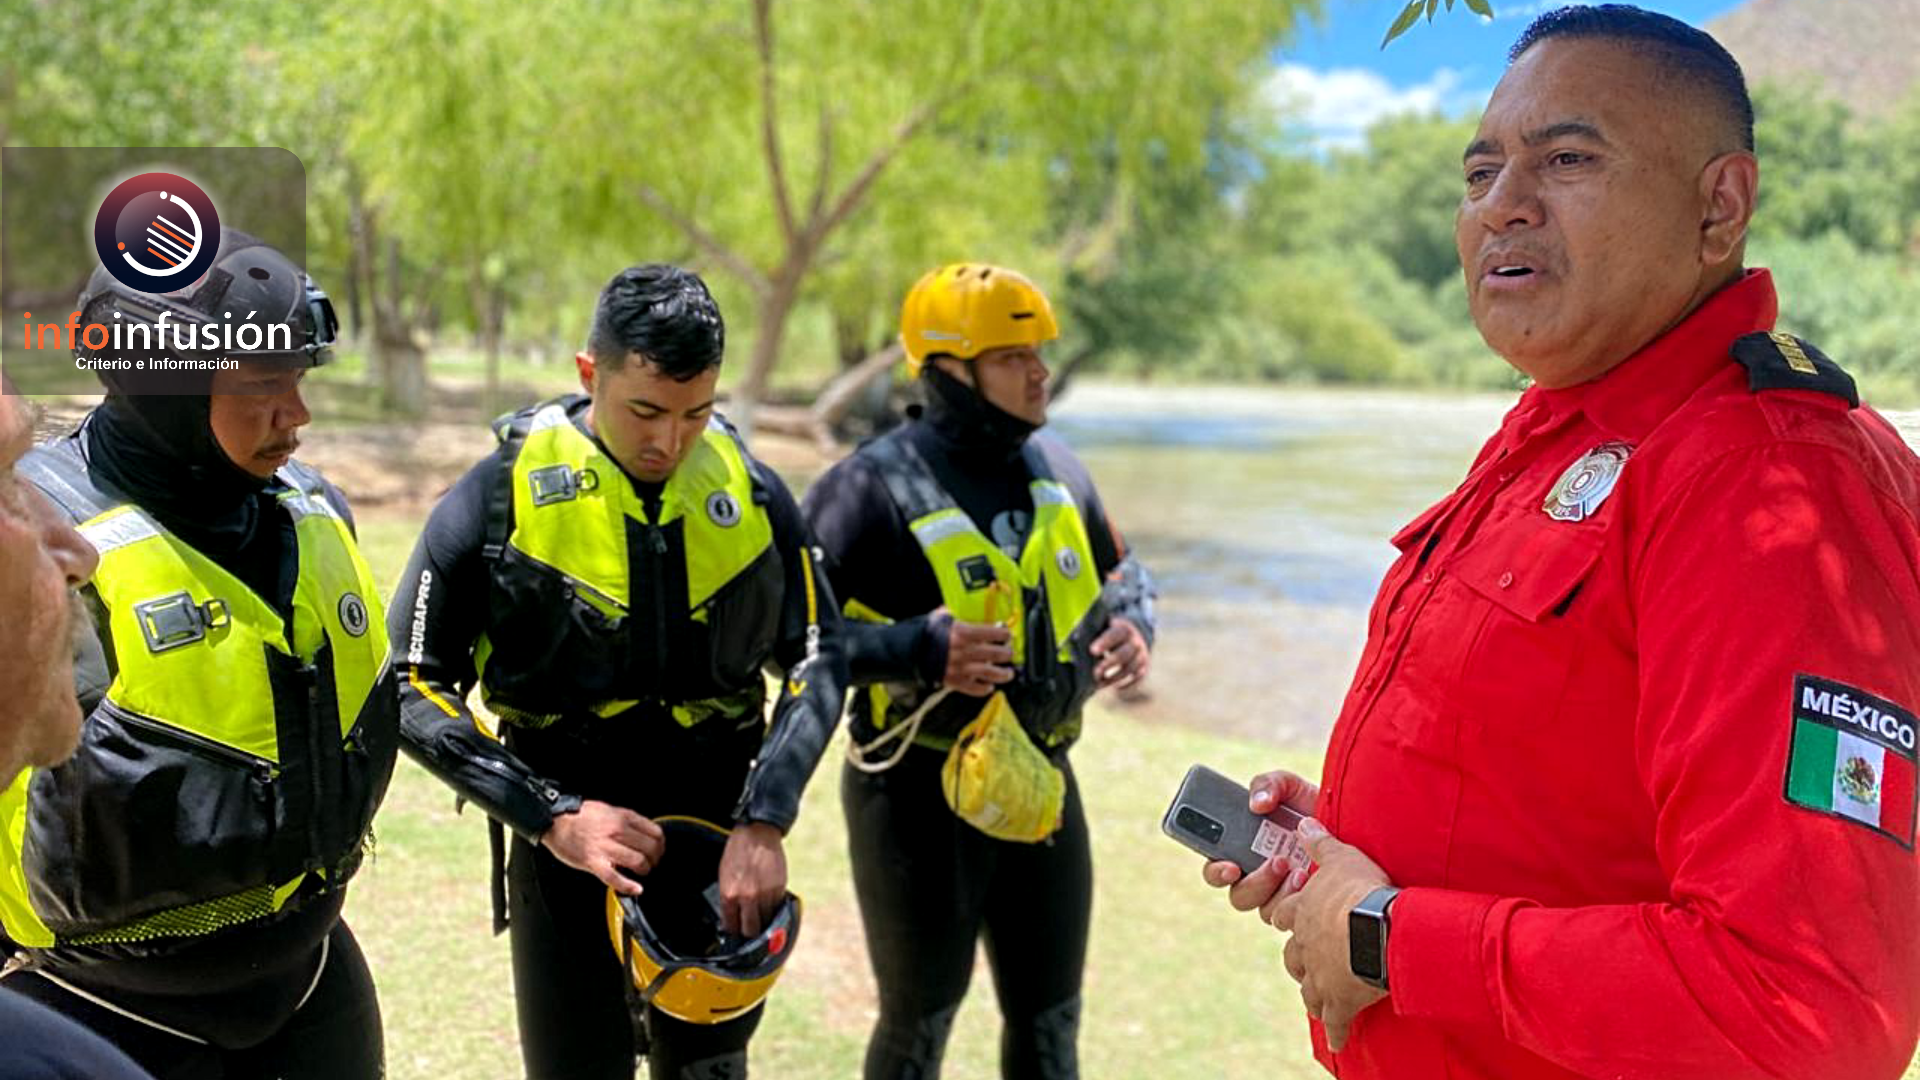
1709;0;1920;118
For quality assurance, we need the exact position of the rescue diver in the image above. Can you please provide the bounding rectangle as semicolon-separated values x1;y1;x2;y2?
801;263;1157;1080
0;231;396;1079
390;263;848;1080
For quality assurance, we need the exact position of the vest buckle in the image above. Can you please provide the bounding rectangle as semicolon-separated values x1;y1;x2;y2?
132;592;230;653
529;464;599;506
957;555;995;591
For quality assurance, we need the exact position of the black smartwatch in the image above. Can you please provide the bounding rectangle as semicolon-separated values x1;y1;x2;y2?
1348;886;1401;991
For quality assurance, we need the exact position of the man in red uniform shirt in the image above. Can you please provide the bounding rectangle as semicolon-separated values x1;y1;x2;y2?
1207;6;1920;1079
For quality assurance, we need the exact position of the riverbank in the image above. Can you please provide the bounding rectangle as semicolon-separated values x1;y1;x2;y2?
34;380;1920;752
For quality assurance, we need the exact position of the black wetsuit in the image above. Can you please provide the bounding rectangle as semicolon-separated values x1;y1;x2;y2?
801;371;1155;1080
390;400;847;1080
3;399;387;1080
0;985;158;1079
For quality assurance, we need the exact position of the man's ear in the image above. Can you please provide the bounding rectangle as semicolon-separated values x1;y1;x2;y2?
575;351;597;396
1699;151;1758;268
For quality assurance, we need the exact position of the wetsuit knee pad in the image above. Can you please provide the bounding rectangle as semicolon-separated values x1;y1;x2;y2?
871;999;961;1074
1002;994;1081;1080
664;1049;747;1080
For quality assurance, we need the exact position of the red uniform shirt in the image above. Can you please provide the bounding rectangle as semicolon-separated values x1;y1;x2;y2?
1315;270;1920;1080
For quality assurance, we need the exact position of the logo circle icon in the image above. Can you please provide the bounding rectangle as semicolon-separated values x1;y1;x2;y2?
1056;548;1082;579
706;491;742;528
338;593;369;638
93;172;221;294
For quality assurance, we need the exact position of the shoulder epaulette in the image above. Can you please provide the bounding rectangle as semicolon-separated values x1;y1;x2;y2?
1730;331;1858;408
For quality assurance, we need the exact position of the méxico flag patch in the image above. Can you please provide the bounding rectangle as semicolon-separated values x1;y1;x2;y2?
1784;674;1918;849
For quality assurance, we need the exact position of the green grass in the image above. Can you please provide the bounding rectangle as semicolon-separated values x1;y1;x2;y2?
345;714;1328;1080
346;517;1920;1080
351;508;1334;1078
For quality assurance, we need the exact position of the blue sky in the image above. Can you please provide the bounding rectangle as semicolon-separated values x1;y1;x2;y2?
1268;0;1742;148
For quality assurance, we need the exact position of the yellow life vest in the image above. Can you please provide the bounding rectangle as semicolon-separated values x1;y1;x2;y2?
0;447;395;949
849;430;1105;749
474;397;781;729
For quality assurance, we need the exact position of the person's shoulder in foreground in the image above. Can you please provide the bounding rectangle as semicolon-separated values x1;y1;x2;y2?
0;990;154;1080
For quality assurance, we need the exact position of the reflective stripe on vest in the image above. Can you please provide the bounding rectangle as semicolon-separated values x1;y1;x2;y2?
88;491;386;752
478;405;773;726
853;432;1102;746
0;481;389;947
907;483;1101;666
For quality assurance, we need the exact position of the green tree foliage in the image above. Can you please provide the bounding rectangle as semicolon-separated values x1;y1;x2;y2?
1761;232;1920;388
1110;77;1920;396
4;0;1917;408
1744;86;1920;398
1382;0;1495;49
4;0;1325;419
247;0;1319;423
1749;83;1913;253
1150;107;1511;390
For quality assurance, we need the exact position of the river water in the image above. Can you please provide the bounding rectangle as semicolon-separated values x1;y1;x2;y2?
1047;382;1920;749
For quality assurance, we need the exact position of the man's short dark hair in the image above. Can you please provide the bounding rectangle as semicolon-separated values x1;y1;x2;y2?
1511;4;1754;153
586;264;725;380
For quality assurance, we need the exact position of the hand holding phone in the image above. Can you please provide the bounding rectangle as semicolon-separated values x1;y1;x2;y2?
1162;764;1311;876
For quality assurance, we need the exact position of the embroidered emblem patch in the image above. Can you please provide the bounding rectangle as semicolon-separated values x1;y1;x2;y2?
1784;674;1918;849
1543;442;1633;523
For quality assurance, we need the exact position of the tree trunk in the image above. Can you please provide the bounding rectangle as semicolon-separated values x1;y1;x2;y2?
371;234;428;418
375;326;428;418
344;173;369;346
471;268;505;418
729;269;802;439
813;342;900;429
1046;344;1101;406
832;309;872;369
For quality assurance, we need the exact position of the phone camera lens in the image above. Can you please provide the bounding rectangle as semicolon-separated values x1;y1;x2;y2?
1177;806;1224;845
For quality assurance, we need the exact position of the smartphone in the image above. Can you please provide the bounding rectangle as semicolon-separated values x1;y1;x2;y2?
1162;764;1310;876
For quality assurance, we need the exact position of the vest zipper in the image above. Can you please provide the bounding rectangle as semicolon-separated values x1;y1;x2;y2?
636;490;669;691
108;703;278;784
302;666;327;871
646;521;668;688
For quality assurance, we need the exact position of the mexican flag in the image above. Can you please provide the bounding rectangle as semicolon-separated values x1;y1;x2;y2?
1787;718;1917;846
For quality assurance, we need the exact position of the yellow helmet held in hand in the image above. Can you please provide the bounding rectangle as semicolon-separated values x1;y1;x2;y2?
603;816;802;1025
899;263;1060;377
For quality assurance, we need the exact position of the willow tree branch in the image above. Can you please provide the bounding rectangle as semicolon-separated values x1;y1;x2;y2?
635;183;771;299
754;0;799;246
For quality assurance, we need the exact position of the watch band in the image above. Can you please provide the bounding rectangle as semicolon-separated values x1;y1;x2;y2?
1348;885;1402;991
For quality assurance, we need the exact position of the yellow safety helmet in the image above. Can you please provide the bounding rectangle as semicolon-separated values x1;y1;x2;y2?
604;816;802;1025
898;263;1060;377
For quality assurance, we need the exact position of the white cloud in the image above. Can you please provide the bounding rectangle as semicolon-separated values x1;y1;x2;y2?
1263;64;1491;150
1495;0;1592;20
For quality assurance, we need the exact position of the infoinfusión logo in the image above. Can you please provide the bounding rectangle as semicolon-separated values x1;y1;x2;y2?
2;146;307;395
92;171;221;294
